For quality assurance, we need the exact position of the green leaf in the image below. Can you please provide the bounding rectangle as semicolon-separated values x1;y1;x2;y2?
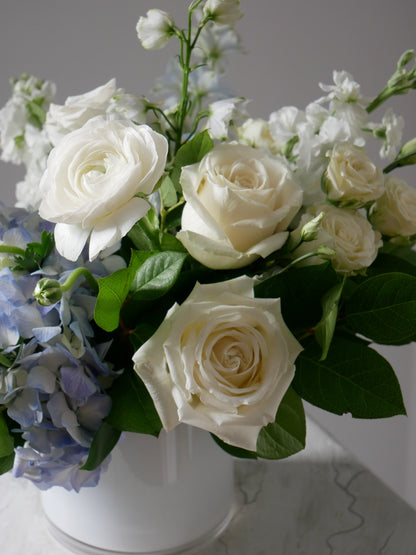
170;130;214;188
94;251;151;332
345;272;416;345
293;335;406;418
255;262;338;332
12;230;55;273
211;435;257;459
105;368;162;436
314;278;345;360
0;413;14;458
256;387;306;459
131;251;187;301
159;175;178;208
127;216;160;251
0;453;14;475
368;252;416;278
81;422;121;471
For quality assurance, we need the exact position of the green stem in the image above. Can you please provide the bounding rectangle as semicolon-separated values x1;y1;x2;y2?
61;268;99;294
275;250;333;277
0;246;26;256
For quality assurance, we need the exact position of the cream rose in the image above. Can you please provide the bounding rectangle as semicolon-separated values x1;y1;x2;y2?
322;143;385;206
177;143;303;269
369;176;416;237
133;277;302;451
39;117;168;261
45;80;121;146
293;203;382;274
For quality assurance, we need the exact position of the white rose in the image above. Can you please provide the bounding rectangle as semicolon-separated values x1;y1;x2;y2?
369;176;416;237
38;117;168;261
322;143;385;206
203;0;243;25
136;9;175;50
133;277;302;451
293;203;382;274
177;143;303;269
44;79;121;146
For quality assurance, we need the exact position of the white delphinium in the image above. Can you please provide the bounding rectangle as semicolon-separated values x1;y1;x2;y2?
203;0;243;25
136;9;176;51
368;108;404;160
206;97;248;140
197;23;242;72
0;74;55;165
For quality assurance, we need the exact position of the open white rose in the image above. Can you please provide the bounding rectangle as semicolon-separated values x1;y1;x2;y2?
322;143;385;206
39;117;167;261
369;176;416;237
293;203;382;274
177;143;303;269
133;277;302;451
45;80;121;146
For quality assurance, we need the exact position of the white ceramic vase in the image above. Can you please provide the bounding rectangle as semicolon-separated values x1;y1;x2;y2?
41;426;235;554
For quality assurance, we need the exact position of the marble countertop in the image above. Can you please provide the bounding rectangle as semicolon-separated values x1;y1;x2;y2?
1;416;416;555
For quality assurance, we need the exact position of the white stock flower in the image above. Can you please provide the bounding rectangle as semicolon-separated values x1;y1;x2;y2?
203;0;243;25
293;204;382;274
38;117;168;261
136;9;175;50
319;70;365;104
133;276;302;451
370;108;405;161
177;143;302;269
206;97;248;140
269;106;306;148
237;118;279;154
369;176;416;237
44;80;121;146
322;143;385;206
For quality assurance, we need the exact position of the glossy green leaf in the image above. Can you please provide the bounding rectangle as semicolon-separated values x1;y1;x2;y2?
81;422;121;471
255;262;338;332
256;387;306;459
345;272;416;344
293;335;406;418
170;130;214;187
0;453;14;475
105;369;162;436
131;251;187;300
0;413;14;458
211;435;257;459
314;278;345;360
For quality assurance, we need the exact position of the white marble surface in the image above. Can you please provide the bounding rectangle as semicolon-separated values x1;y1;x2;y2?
1;417;416;555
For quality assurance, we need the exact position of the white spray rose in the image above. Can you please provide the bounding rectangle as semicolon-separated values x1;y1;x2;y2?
203;0;243;25
133;277;302;451
322;143;385;206
44;79;121;146
293;203;382;274
136;9;175;50
38;117;168;262
369;176;416;237
177;143;303;269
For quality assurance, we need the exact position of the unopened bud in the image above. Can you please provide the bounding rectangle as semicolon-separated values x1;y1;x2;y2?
300;212;324;242
33;278;62;306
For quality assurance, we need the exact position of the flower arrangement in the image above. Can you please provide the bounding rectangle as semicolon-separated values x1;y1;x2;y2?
0;0;416;491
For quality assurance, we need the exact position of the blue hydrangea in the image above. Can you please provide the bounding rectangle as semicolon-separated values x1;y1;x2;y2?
0;207;124;491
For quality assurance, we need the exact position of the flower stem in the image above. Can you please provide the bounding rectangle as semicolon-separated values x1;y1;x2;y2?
0;245;26;256
61;267;99;294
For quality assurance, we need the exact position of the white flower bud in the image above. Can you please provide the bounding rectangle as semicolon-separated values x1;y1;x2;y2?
136;9;175;50
203;0;243;25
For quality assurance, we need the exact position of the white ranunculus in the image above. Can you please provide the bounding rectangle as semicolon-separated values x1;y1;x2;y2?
38;117;168;262
133;277;302;451
322;143;385;206
203;0;243;25
44;80;121;146
136;9;175;50
292;203;382;274
369;176;416;237
177;143;303;269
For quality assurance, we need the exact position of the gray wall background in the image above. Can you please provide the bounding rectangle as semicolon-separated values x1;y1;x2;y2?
1;0;416;507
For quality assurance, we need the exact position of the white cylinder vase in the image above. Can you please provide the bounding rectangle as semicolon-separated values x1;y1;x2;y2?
41;426;235;554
